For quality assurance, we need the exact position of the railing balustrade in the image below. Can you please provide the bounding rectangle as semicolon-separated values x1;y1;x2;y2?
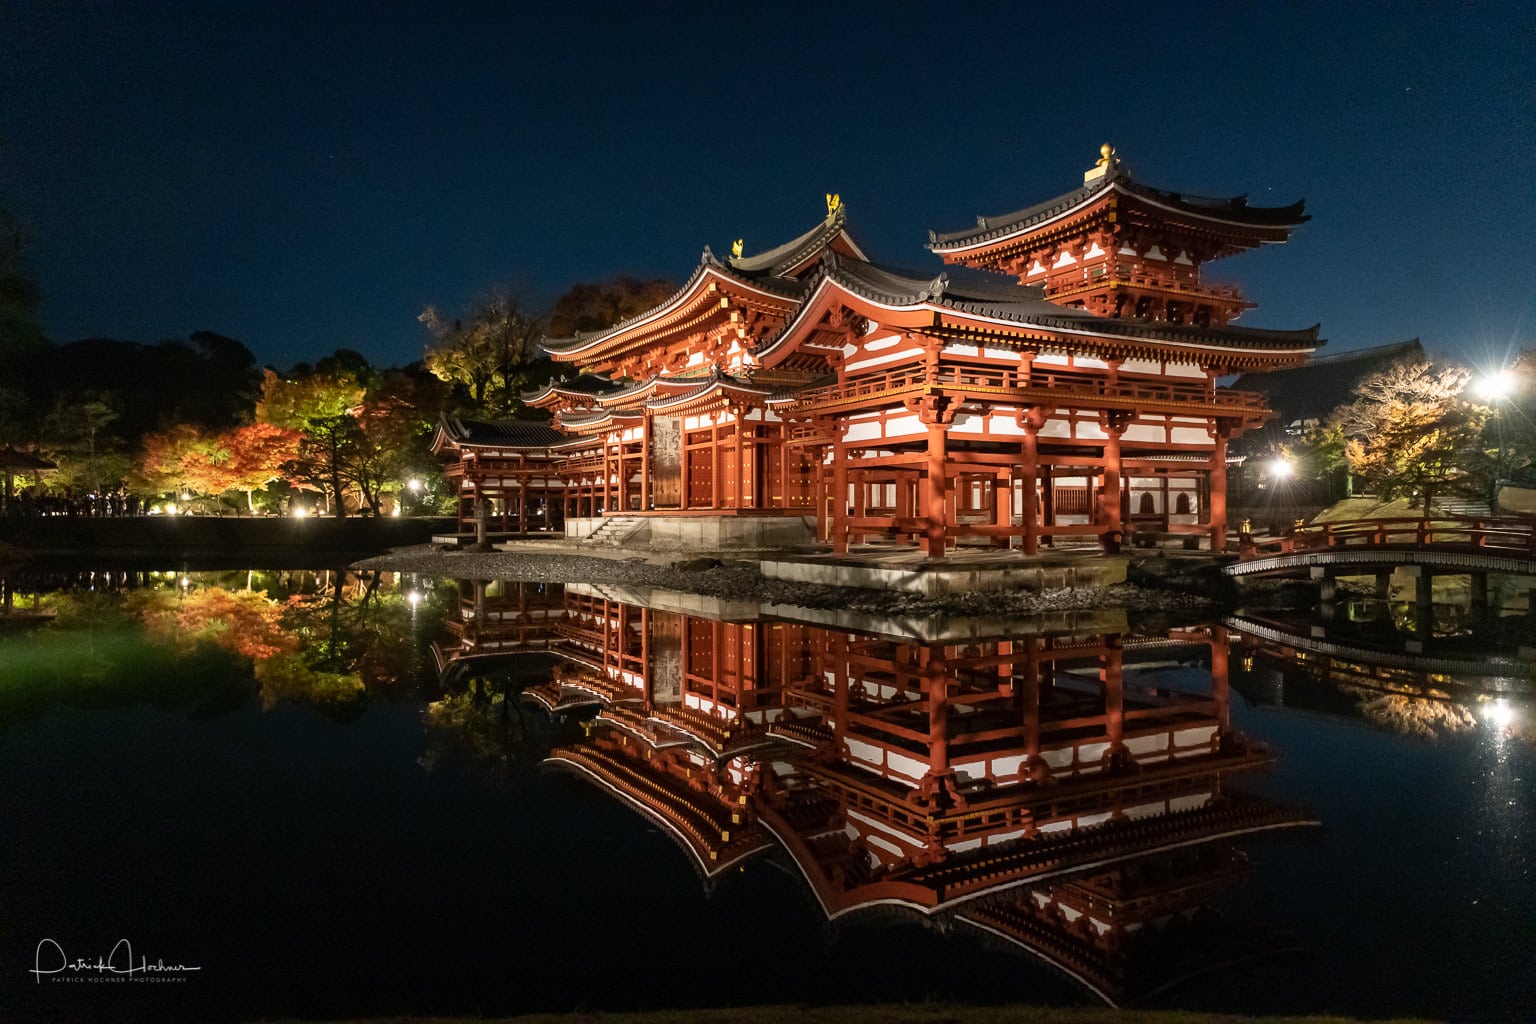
783;363;1266;414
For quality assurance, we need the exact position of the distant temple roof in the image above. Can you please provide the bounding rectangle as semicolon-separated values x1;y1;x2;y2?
1230;338;1424;426
928;161;1309;254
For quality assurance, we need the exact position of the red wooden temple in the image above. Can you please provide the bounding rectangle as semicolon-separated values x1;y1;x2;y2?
437;148;1319;555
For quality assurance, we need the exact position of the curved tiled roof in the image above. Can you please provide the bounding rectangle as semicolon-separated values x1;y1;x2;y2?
727;204;868;276
757;255;1322;362
436;417;564;448
520;373;619;403
928;166;1308;252
540;251;805;359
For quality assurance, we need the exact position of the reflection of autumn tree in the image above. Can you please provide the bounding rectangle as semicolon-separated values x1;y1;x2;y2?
269;569;444;703
419;659;573;778
254;654;365;716
1341;685;1478;739
420;679;533;779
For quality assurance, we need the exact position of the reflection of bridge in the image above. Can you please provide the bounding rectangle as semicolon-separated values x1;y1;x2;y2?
1225;613;1536;686
1225;516;1536;618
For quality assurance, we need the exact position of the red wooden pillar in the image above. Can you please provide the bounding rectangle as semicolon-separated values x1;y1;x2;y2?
614;429;626;512
640;416;651;511
1020;422;1041;554
1210;626;1230;728
831;436;849;553
925;420;948;560
601;437;612;514
710;421;721;510
1101;421;1125;551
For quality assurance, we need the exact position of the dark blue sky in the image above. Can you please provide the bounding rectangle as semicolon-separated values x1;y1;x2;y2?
3;2;1532;372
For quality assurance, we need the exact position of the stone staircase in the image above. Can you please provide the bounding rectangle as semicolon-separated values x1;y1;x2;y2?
581;515;649;547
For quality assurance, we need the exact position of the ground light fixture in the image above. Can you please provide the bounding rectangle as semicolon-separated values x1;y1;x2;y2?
1266;456;1295;480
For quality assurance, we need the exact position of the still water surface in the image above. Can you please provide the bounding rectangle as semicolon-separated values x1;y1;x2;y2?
0;567;1531;1023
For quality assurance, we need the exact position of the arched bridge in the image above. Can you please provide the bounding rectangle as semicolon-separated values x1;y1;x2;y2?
1223;516;1536;579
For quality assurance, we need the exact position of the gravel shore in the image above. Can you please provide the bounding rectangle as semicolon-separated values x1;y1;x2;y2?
353;543;1222;620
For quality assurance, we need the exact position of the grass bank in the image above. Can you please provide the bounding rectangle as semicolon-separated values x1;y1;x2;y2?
261;1005;1437;1024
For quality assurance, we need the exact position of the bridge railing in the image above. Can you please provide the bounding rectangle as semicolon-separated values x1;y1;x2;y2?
1237;515;1536;560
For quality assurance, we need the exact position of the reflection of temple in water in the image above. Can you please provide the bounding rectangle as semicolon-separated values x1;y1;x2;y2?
432;580;1319;1006
430;580;567;684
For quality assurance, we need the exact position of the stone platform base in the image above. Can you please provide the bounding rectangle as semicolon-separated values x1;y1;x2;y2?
566;514;819;551
760;549;1128;596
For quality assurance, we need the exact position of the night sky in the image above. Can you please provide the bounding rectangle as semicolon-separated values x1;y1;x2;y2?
3;2;1532;372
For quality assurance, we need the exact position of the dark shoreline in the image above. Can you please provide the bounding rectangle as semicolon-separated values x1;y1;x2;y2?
351;543;1235;623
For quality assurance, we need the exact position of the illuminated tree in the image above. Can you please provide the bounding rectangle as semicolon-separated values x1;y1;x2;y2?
220;422;301;514
1342;362;1490;516
421;285;544;415
255;368;366;516
42;397;132;496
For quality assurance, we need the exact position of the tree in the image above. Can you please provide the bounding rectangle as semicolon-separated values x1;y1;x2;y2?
138;423;222;504
220;422;302;513
421;285;544;415
546;276;674;337
43;397;132;497
1342;362;1490;516
255;368;365;516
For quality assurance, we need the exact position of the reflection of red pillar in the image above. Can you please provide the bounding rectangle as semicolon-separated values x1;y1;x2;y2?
1211;626;1230;729
1021;638;1048;783
1101;637;1126;769
924;646;949;775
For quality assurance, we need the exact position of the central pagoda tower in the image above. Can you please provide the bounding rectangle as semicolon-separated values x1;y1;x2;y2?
927;145;1309;328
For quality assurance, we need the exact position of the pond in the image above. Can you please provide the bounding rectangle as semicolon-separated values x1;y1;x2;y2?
0;567;1531;1023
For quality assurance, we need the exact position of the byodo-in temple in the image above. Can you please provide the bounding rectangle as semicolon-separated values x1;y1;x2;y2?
431;581;1319;1006
433;146;1320;555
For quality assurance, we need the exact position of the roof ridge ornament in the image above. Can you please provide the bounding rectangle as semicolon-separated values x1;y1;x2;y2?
1084;142;1120;184
825;192;842;219
920;272;949;301
730;238;744;259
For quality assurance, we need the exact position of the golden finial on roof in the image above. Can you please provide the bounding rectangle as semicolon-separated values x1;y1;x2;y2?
1084;143;1119;184
731;238;744;259
826;192;842;218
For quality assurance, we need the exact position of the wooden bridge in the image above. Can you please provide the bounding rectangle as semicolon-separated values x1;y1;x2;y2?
1225;516;1536;579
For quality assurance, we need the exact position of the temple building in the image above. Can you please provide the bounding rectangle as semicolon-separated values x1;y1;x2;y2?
439;148;1321;555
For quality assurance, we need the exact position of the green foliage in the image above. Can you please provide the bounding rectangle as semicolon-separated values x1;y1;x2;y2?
41;397;133;494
